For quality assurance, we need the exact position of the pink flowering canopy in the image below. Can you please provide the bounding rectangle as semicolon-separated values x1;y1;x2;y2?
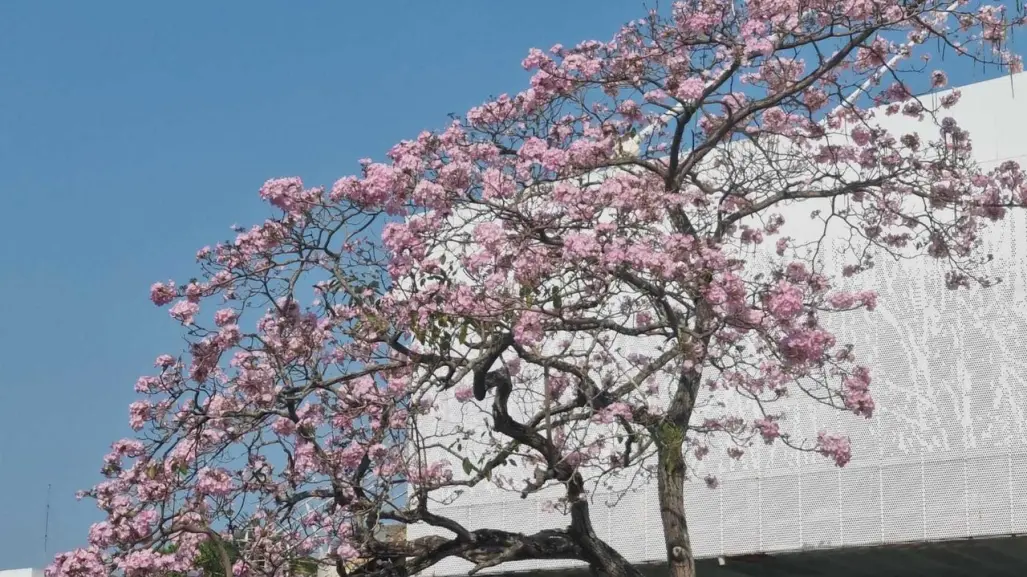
52;2;1026;577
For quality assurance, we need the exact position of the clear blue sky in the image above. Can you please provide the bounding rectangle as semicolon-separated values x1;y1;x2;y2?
0;0;1019;570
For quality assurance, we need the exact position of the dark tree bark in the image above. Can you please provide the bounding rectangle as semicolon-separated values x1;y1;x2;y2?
654;426;696;577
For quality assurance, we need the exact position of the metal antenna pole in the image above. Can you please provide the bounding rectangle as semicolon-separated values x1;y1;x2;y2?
44;483;52;558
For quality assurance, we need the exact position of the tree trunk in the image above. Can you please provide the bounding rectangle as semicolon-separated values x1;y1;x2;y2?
568;475;646;577
655;424;696;577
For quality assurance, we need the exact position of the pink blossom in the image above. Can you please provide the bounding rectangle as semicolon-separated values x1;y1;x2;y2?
850;126;872;146
271;416;296;436
564;451;587;467
47;547;107;577
940;91;961;108
767;281;805;320
407;460;453;487
413;179;448;209
154;354;175;369
816;432;852;467
195;467;235;496
753;417;781;444
260;177;319;217
784;262;809;282
594;402;633;424
168;300;199;325
454;386;475;403
521;47;552;71
675;77;705;101
635;311;653;327
842;367;875;418
336;543;360;560
149;281;176;306
514;311;545;345
127;401;151;431
827;290;878;311
134;375;162;393
506;357;521;376
482;168;517;199
562;232;601;260
518;137;550;161
779;327;836;364
184;282;204;303
214;308;238;327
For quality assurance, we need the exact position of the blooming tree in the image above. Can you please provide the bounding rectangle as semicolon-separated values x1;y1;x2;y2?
51;2;1027;577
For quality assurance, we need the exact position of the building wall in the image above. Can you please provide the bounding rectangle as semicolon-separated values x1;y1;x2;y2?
0;569;45;577
407;72;1027;576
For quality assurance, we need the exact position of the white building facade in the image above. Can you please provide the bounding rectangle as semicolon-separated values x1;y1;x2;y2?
0;569;45;577
406;73;1027;577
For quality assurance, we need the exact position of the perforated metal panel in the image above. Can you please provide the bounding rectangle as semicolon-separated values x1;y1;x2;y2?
407;72;1027;575
605;490;649;564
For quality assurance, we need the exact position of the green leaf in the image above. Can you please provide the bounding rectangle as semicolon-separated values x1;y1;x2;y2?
462;458;474;475
551;286;562;309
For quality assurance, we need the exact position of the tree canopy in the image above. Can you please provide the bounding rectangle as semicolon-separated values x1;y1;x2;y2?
49;2;1026;577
